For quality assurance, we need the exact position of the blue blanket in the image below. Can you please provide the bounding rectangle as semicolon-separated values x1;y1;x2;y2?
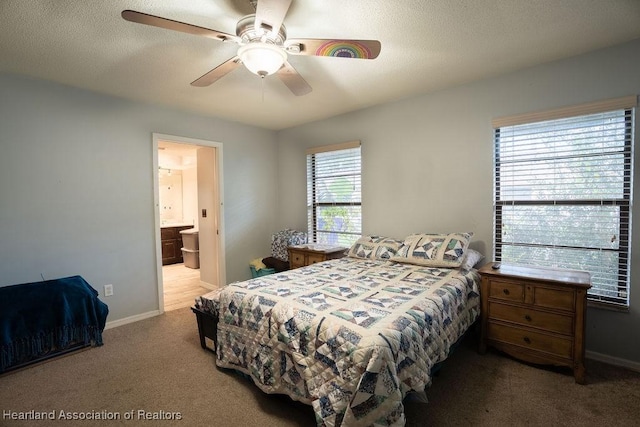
0;275;109;372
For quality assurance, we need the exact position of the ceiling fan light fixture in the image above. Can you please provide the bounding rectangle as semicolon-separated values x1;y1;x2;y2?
238;42;287;77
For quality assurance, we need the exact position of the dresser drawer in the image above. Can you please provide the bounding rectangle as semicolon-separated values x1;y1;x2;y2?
488;322;573;358
488;280;524;303
489;303;574;335
533;286;575;311
290;252;305;268
307;253;325;265
288;246;346;269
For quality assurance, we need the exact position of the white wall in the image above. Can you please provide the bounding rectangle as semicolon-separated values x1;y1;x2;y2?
182;166;198;226
0;73;278;321
276;38;640;364
159;170;184;223
196;146;218;287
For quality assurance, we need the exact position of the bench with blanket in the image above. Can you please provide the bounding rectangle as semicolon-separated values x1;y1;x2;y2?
0;275;109;374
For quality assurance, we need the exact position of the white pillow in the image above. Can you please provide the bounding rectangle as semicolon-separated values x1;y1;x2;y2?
461;248;484;270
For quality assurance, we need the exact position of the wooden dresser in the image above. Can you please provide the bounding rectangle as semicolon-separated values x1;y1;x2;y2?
288;245;347;269
478;262;591;383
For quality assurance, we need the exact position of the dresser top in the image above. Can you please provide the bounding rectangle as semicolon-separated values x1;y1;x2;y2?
479;262;591;288
289;244;347;254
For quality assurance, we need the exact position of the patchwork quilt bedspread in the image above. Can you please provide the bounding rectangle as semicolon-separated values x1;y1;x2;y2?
214;257;480;426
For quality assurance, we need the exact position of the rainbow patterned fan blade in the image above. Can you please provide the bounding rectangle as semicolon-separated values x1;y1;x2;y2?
285;38;381;59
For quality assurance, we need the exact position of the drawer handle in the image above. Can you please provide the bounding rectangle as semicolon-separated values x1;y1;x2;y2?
502;289;510;295
524;315;532;322
523;336;531;344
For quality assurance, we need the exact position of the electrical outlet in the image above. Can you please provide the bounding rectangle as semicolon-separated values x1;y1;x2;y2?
104;284;113;297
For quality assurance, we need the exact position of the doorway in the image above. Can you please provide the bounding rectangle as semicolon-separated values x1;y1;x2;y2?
152;133;225;313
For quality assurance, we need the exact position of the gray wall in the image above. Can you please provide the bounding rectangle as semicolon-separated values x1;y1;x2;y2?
0;73;278;321
276;38;640;364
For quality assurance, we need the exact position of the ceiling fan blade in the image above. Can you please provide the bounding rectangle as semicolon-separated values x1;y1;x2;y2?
254;0;292;35
285;38;381;59
121;10;239;43
277;61;312;96
191;57;242;87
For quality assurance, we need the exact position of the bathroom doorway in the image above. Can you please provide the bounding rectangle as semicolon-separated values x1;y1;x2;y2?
152;133;225;313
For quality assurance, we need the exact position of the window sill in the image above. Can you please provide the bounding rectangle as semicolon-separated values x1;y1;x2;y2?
587;300;629;313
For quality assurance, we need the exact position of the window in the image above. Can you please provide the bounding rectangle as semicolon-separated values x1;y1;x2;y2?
492;96;636;308
307;141;362;247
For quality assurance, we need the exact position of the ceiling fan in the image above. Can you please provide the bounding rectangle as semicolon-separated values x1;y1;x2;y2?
121;0;381;96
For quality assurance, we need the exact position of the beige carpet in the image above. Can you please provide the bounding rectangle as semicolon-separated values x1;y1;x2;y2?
1;307;639;426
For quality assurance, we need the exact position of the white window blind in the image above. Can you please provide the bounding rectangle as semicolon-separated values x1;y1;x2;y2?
306;141;361;246
493;97;636;307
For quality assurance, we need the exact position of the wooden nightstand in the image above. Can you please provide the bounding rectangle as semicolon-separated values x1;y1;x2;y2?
478;262;591;384
288;245;347;269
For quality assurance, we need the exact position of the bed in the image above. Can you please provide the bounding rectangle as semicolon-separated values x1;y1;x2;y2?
194;234;481;426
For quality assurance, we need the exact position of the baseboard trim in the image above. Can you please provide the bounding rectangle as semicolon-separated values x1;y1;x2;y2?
104;310;162;330
200;280;218;291
586;350;640;373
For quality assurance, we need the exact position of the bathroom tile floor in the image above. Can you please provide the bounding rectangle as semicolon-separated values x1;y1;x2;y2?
163;263;210;312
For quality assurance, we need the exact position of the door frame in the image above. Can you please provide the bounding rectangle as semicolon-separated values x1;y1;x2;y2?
152;133;225;313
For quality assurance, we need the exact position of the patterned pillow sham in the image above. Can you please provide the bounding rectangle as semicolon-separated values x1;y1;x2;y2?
347;235;403;260
390;232;473;267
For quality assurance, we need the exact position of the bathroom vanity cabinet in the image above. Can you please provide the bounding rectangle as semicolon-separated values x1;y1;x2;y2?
161;225;192;265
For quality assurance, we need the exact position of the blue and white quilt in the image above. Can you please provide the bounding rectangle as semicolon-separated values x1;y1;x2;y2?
212;257;480;426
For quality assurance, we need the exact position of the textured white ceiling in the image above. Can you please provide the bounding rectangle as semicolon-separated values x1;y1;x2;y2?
1;0;639;130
